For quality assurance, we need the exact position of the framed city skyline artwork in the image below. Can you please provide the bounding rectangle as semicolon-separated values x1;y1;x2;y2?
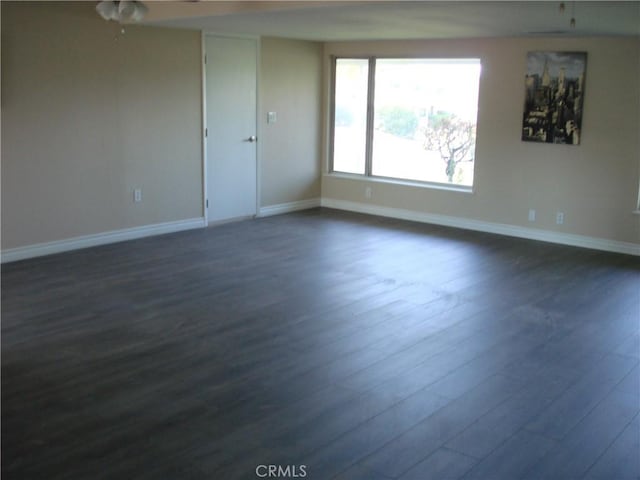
522;51;587;145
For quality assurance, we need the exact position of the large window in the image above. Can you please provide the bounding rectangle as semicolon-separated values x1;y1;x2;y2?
331;57;481;187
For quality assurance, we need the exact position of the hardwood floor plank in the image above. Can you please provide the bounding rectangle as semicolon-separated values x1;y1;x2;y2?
583;414;640;480
2;208;639;480
359;374;525;478
524;354;638;439
524;389;639;479
397;447;477;480
295;388;449;479
458;429;557;480
444;368;574;459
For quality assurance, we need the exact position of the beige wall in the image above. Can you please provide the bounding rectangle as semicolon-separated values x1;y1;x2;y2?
260;37;322;207
322;37;640;244
1;4;325;251
3;2;637;253
1;2;202;249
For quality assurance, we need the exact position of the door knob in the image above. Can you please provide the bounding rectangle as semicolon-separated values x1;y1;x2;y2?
247;135;257;143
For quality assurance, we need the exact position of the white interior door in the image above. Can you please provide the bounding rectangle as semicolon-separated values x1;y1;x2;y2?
205;35;258;223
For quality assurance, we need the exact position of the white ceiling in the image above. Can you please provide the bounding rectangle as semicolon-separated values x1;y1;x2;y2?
144;1;640;41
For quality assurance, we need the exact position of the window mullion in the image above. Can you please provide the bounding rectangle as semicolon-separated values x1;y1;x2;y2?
328;56;338;173
364;57;376;177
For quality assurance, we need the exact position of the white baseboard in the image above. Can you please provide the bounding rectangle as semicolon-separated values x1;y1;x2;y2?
258;197;321;217
4;200;637;262
320;198;640;256
1;217;206;263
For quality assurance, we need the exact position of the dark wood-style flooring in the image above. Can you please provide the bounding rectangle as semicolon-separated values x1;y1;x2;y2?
2;208;639;480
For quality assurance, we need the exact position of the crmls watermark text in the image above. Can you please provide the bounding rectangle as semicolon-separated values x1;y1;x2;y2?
255;465;307;478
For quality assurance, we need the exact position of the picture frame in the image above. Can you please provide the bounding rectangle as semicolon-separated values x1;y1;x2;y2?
522;51;587;145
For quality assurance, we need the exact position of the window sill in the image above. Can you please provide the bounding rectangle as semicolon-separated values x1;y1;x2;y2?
324;172;475;194
633;210;640;216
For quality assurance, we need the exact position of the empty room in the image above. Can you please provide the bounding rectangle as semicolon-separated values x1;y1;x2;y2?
2;1;639;479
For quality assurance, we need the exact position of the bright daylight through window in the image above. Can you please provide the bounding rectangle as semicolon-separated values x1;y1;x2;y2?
332;58;482;187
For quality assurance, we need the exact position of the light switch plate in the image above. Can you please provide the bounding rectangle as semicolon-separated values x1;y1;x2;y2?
267;111;277;124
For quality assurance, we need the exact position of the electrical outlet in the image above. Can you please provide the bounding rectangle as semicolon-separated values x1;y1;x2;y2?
528;209;536;222
365;186;372;199
134;188;142;203
556;211;564;225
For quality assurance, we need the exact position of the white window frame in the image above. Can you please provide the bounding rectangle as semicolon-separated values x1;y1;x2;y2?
329;56;481;192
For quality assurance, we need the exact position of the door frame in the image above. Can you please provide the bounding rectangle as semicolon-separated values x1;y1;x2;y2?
201;32;262;225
